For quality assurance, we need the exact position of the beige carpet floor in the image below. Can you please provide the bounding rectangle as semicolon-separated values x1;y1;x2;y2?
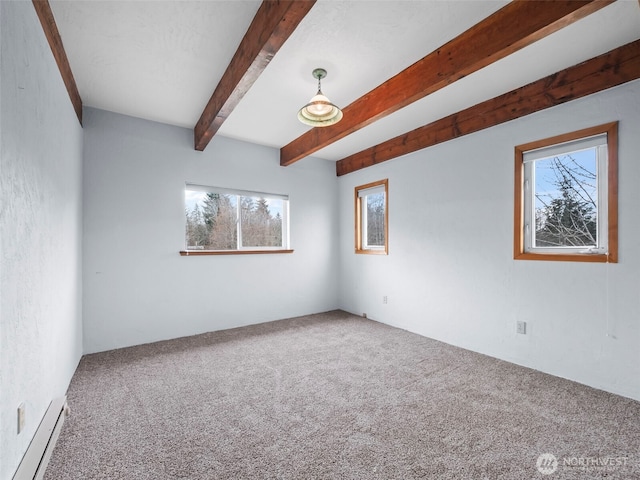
44;310;639;479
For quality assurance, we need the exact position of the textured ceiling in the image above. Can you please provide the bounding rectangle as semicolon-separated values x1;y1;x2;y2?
50;0;640;162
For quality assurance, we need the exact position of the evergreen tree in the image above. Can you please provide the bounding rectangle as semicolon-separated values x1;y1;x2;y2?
254;198;272;246
535;155;597;247
202;192;220;231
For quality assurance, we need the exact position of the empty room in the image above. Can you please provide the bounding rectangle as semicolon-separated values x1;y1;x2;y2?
2;0;640;478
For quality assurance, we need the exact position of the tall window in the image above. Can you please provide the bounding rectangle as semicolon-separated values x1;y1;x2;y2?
355;179;388;255
183;184;290;254
514;122;617;263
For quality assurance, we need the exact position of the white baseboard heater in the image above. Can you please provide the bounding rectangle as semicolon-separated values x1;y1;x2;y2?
12;397;69;480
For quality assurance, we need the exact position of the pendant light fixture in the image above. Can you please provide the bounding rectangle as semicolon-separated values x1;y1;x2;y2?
297;68;343;127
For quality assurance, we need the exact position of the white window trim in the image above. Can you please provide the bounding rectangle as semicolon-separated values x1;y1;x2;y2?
522;135;608;255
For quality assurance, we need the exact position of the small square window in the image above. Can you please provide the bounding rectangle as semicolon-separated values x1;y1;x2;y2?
514;123;617;263
355;179;388;255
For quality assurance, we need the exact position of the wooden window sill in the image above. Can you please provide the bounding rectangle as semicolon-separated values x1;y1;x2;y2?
514;252;611;263
180;250;294;256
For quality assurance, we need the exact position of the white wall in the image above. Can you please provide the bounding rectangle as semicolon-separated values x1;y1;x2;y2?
338;79;640;401
0;2;84;479
82;108;339;353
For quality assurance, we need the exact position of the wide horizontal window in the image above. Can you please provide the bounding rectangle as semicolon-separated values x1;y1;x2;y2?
182;184;290;254
514;122;618;263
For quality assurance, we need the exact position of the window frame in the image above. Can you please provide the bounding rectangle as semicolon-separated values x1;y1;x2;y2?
514;122;618;263
180;184;293;256
355;179;389;255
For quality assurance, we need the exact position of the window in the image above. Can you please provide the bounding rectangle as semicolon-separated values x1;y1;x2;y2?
181;184;291;255
514;122;617;263
355;179;388;255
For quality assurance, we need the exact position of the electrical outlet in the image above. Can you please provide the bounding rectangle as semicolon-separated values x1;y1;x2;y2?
383;296;388;304
17;403;25;434
516;321;527;335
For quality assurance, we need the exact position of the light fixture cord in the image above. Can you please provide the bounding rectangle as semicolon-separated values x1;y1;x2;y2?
317;75;322;94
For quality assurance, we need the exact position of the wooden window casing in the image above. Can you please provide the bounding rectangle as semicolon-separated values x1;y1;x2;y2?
355;179;389;255
514;122;618;263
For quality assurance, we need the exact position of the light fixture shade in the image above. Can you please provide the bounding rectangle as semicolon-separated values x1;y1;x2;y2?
298;68;343;127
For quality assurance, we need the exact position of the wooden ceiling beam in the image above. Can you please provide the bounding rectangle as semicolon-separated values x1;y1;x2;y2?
336;39;640;176
194;0;316;151
32;0;83;124
281;0;613;166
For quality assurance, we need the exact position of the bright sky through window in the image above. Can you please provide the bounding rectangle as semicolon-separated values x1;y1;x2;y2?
533;149;598;248
514;122;617;263
185;191;284;219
